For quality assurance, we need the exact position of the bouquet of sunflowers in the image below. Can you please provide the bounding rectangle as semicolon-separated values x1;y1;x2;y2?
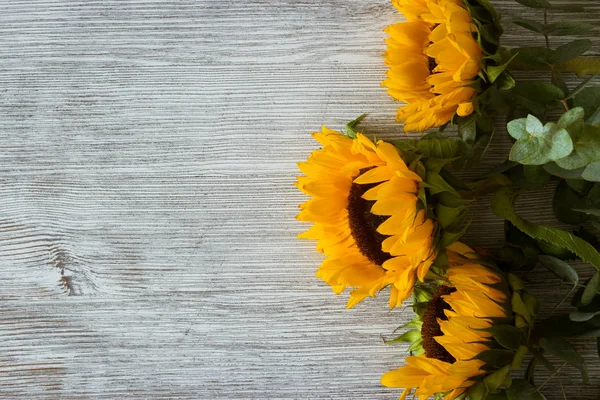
296;0;600;399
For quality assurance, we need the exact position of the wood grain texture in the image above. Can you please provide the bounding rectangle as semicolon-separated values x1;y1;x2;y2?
0;0;598;398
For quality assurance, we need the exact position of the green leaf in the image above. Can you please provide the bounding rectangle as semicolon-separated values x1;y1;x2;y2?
541;314;600;337
526;114;544;134
558;107;585;129
507;165;550;190
582;272;600;305
539;336;585;364
508;116;573;165
585;183;600;206
544;22;594;36
390;137;468;160
551;4;585;12
552;180;589;224
483;325;523;350
544;162;585;178
555;39;593;64
507;118;528;140
570;311;600;322
506;379;547;400
523;165;551;189
531;348;557;371
513;0;550;8
492;187;600;272
470;349;515;368
538;255;579;284
573;208;600;216
458;115;477;145
565;178;592;194
512;19;543;33
513;83;565;105
556;125;600;171
583;162;600;182
566;76;597;101
513;46;556;66
576;363;590;384
573;86;600;119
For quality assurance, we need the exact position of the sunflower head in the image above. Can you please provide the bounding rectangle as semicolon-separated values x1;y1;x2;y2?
383;0;504;132
296;127;438;308
382;243;535;400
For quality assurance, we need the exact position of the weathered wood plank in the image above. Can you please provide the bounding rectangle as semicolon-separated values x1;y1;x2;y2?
0;0;598;398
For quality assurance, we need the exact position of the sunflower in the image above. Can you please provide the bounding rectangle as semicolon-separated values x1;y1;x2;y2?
383;0;485;132
381;242;512;399
296;127;437;308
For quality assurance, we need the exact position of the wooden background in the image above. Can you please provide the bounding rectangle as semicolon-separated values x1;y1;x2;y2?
0;0;598;398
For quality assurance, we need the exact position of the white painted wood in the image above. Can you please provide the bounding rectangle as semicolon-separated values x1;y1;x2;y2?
0;0;598;398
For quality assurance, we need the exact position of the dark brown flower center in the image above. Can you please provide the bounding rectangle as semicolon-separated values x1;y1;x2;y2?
421;286;457;364
347;170;392;266
428;56;437;74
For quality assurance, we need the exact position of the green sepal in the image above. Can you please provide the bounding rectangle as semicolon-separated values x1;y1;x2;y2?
425;172;459;195
466;380;488;400
436;203;468;229
468;349;515;368
484;364;512;393
487;54;519;84
511;292;532;325
476;325;523;350
511;345;528;370
440;221;470;248
345;114;367;138
383;329;421;345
